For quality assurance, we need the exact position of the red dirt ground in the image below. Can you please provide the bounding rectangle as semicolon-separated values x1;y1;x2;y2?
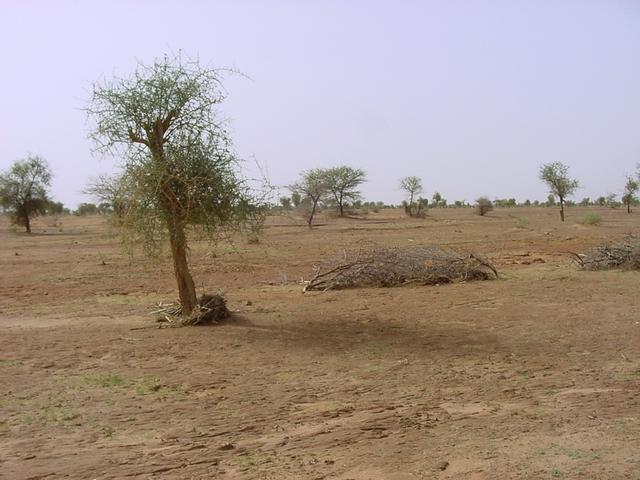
1;207;639;479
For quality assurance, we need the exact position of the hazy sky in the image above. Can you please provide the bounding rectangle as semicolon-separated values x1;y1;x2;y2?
1;0;639;207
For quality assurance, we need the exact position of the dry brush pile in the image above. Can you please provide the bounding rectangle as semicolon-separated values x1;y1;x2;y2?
152;293;230;326
573;235;640;271
305;245;498;291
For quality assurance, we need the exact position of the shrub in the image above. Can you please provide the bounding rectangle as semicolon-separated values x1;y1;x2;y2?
577;213;602;226
475;197;493;216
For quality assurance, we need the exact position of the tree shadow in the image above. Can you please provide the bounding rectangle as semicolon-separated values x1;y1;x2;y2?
215;313;516;360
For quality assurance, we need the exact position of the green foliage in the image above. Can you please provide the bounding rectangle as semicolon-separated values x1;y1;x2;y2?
0;155;52;232
84;173;129;218
44;200;66;215
539;162;579;201
431;191;447;207
118;140;265;256
291;191;301;207
75;203;99;216
400;176;423;198
279;196;292;210
323;166;366;216
494;198;517;208
290;169;329;226
86;53;266;315
605;193;619;208
87;53;265;256
622;176;639;212
399;176;423;216
577;212;602;226
540;162;579;221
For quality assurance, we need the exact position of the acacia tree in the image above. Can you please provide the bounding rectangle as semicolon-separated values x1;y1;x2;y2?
87;54;262;316
399;176;423;216
290;169;328;227
539;162;579;222
84;173;129;218
0;155;52;233
622;176;639;214
324;166;366;216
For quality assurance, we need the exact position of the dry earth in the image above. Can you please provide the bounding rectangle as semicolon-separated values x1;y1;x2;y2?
1;207;639;479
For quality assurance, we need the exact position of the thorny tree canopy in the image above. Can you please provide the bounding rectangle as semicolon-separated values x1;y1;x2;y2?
86;54;264;255
87;54;227;156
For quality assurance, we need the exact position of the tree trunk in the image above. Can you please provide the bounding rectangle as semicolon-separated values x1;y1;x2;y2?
628;202;632;214
24;214;31;233
559;197;565;222
308;198;318;227
168;220;197;316
409;192;414;217
339;195;344;217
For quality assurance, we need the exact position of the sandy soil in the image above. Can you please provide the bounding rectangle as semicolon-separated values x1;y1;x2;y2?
1;207;639;479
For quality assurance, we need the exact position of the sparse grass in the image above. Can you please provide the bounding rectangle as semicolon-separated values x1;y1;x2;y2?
20;395;80;427
82;372;126;388
550;467;562;478
79;372;166;396
99;425;115;438
514;216;529;228
0;359;20;366
577;213;602;226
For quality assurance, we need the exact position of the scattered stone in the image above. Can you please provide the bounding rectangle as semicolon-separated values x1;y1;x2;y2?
218;442;235;451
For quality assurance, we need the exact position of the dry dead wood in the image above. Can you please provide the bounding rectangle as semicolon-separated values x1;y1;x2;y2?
152;293;229;326
572;235;640;271
304;246;498;291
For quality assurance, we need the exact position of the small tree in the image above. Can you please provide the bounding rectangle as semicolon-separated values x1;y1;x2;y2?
324;166;366;216
475;197;493;216
279;196;292;210
400;176;423;216
622;176;638;214
87;54;263;317
75;203;99;216
415;197;429;217
539;162;579;221
290;169;328;227
44;200;66;215
84;173;129;218
0;155;52;233
432;191;447;208
291;191;301;208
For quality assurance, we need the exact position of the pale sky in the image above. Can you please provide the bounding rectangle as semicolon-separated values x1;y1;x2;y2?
1;0;639;208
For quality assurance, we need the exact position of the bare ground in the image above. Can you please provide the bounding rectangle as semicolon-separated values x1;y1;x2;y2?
1;207;639;479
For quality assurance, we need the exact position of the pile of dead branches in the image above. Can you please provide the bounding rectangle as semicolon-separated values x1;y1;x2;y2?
572;235;640;271
152;293;230;326
304;246;498;291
